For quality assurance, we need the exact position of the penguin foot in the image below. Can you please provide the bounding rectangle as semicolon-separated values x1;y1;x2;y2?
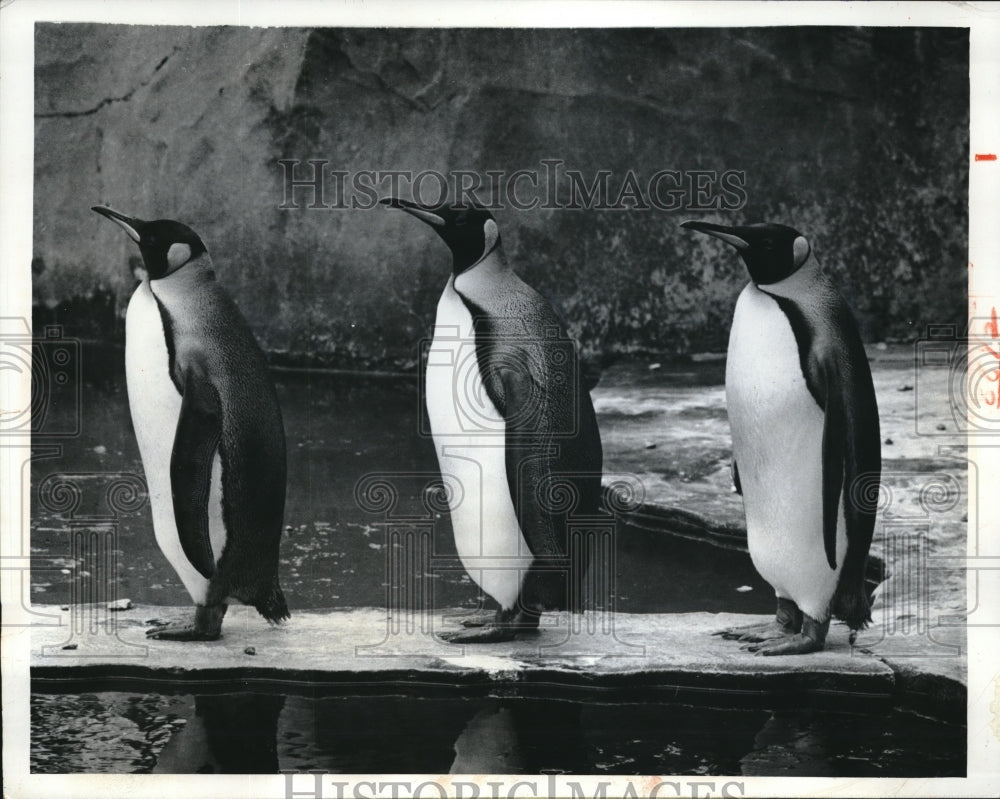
715;621;795;642
146;604;227;641
714;598;803;641
437;608;539;644
746;633;824;656
146;623;221;641
437;624;518;644
747;615;829;656
456;613;496;629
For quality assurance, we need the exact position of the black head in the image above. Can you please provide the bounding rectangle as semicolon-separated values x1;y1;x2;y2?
681;220;811;286
380;197;500;274
91;206;207;280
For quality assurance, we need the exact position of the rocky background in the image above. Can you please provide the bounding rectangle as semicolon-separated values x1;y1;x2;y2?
33;25;968;369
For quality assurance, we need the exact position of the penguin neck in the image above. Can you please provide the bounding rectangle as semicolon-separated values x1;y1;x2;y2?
149;252;216;290
453;246;508;297
756;257;821;301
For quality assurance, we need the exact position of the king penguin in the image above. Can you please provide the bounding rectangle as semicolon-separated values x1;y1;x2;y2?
382;198;604;643
682;220;880;655
92;206;290;640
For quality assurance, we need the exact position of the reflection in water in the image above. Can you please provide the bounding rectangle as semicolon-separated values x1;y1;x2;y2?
451;704;525;773
278;695;469;773
31;691;965;776
739;708;967;778
449;701;587;774
31;692;187;773
154;694;285;774
740;711;836;776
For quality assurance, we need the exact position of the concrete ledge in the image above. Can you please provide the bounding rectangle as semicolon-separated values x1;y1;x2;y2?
30;604;926;715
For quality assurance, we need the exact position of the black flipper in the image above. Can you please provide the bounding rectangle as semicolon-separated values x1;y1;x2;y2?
498;358;563;575
457;284;601;616
825;308;881;628
732;460;742;495
765;288;881;628
819;362;846;569
475;333;570;611
170;366;224;580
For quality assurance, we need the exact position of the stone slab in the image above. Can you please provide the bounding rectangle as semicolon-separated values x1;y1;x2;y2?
32;605;898;710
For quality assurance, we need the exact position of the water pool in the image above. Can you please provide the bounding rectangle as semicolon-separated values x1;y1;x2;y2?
30;690;964;776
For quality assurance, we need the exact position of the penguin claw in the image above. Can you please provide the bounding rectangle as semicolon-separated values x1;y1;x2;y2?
456;613;494;629
714;622;796;642
144;605;227;640
736;629;794;643
145;607;226;641
748;633;825;656
145;623;222;641
436;625;517;645
146;626;221;641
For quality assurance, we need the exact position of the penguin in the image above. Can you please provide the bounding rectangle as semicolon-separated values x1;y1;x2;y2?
682;220;880;655
381;197;604;643
92;206;289;640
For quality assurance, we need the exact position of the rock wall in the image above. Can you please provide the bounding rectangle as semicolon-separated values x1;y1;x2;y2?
33;25;968;367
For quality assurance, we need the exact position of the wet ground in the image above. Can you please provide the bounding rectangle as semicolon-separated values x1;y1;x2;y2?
31;691;964;776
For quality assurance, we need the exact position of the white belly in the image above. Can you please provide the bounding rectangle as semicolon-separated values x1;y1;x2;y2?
126;282;227;604
425;278;532;610
725;285;847;621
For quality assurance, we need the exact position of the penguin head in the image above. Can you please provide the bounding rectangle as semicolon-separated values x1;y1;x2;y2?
380;197;500;274
91;206;207;280
681;220;811;286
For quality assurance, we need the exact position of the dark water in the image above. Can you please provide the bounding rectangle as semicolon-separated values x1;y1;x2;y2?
29;351;774;615
30;691;964;776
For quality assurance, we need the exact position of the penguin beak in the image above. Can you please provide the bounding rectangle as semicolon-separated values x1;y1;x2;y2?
379;197;446;228
681;220;750;253
92;205;144;243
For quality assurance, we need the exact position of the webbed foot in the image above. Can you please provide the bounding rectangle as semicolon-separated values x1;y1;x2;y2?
146;604;227;641
438;624;518;644
748;614;828;656
437;608;540;645
717;621;792;642
714;597;802;641
457;613;496;629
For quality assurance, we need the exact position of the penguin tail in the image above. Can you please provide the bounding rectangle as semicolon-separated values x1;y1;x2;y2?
254;583;291;624
832;565;873;632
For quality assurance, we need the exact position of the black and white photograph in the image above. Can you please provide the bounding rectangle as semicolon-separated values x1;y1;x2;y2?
2;2;998;797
